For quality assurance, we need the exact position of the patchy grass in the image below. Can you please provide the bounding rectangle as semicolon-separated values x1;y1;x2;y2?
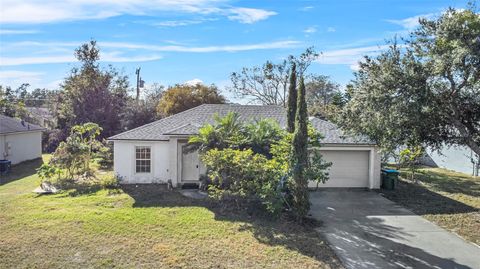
0;155;341;269
381;167;480;245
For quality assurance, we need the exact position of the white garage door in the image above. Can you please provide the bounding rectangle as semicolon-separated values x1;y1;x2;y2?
309;150;370;188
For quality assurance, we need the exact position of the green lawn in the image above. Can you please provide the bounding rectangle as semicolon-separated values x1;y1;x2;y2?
381;167;480;245
0;156;341;269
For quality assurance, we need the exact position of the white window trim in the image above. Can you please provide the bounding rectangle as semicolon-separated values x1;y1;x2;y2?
134;146;152;174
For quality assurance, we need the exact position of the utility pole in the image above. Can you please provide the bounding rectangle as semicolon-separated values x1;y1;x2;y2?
135;67;141;102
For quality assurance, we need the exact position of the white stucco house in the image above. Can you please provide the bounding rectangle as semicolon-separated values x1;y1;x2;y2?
0;115;44;165
108;104;381;189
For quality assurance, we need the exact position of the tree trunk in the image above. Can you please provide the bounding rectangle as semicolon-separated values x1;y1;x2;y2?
451;118;480;157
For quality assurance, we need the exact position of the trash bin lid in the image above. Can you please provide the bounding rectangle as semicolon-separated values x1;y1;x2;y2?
382;169;400;174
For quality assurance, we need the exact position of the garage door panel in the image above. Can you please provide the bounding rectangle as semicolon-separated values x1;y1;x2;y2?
309;150;369;188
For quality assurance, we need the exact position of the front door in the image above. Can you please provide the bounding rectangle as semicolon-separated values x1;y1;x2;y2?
181;145;200;182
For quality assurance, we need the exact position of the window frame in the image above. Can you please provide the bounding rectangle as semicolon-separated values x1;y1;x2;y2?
134;146;152;174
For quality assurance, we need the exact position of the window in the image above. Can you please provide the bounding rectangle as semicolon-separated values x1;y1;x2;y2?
135;146;151;173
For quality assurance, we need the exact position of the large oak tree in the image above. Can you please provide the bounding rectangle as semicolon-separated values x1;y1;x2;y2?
341;7;480;157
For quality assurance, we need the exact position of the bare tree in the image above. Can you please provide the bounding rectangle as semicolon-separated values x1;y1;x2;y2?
229;48;318;106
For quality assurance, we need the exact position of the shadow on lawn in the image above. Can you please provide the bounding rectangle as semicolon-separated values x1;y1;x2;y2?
380;177;478;215
121;184;343;267
122;185;476;268
0;158;43;186
414;170;480;197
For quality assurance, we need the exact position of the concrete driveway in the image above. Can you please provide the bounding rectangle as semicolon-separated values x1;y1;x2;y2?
309;190;480;269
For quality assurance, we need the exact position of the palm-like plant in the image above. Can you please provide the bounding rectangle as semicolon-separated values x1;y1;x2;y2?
186;112;247;153
187;112;284;158
245;119;283;157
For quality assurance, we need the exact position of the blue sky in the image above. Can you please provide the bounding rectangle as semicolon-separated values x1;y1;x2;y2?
0;0;470;102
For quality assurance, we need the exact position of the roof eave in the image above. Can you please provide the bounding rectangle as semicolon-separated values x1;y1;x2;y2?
0;128;46;135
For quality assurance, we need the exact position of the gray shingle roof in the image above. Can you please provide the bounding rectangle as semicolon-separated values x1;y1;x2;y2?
108;104;374;145
0;115;45;134
309;117;374;145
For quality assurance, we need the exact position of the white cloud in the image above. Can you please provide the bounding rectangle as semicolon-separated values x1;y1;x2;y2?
0;40;300;66
0;55;75;66
0;29;39;35
303;26;317;34
349;64;360;71
0;0;276;25
227;7;276;24
0;70;43;85
153;20;205;27
101;52;163;63
5;40;300;53
299;6;314;12
317;45;390;66
386;13;435;30
149;17;218;27
0;53;162;66
184;78;204;86
102;40;300;52
327;27;336;32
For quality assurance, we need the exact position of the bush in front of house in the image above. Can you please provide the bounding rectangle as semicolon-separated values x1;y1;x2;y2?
201;148;285;214
188;112;331;216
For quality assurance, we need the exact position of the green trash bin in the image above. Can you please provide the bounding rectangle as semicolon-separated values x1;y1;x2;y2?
381;169;399;190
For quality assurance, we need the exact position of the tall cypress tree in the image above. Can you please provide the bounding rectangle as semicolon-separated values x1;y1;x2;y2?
286;63;297;133
291;75;309;220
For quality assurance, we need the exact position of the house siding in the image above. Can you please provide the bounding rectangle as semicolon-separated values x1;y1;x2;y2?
114;139;381;189
114;140;170;184
1;131;42;165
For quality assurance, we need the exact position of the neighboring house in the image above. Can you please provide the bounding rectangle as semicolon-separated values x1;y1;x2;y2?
0;115;45;165
108;104;381;189
25;107;56;129
427;146;479;176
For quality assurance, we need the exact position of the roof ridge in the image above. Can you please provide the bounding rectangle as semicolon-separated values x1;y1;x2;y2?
203;103;284;107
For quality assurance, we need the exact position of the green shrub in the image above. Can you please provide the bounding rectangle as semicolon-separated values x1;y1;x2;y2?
190;113;332;217
38;123;120;193
36;163;61;183
51;122;102;178
94;140;113;169
399;146;424;182
201;148;284;215
97;173;119;189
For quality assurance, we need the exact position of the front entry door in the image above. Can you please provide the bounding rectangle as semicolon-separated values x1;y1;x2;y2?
181;145;200;182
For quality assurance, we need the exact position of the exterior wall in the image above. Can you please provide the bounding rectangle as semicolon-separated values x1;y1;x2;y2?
0;135;4;161
1;131;42;165
113;140;170;184
113;139;381;189
371;146;382;189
